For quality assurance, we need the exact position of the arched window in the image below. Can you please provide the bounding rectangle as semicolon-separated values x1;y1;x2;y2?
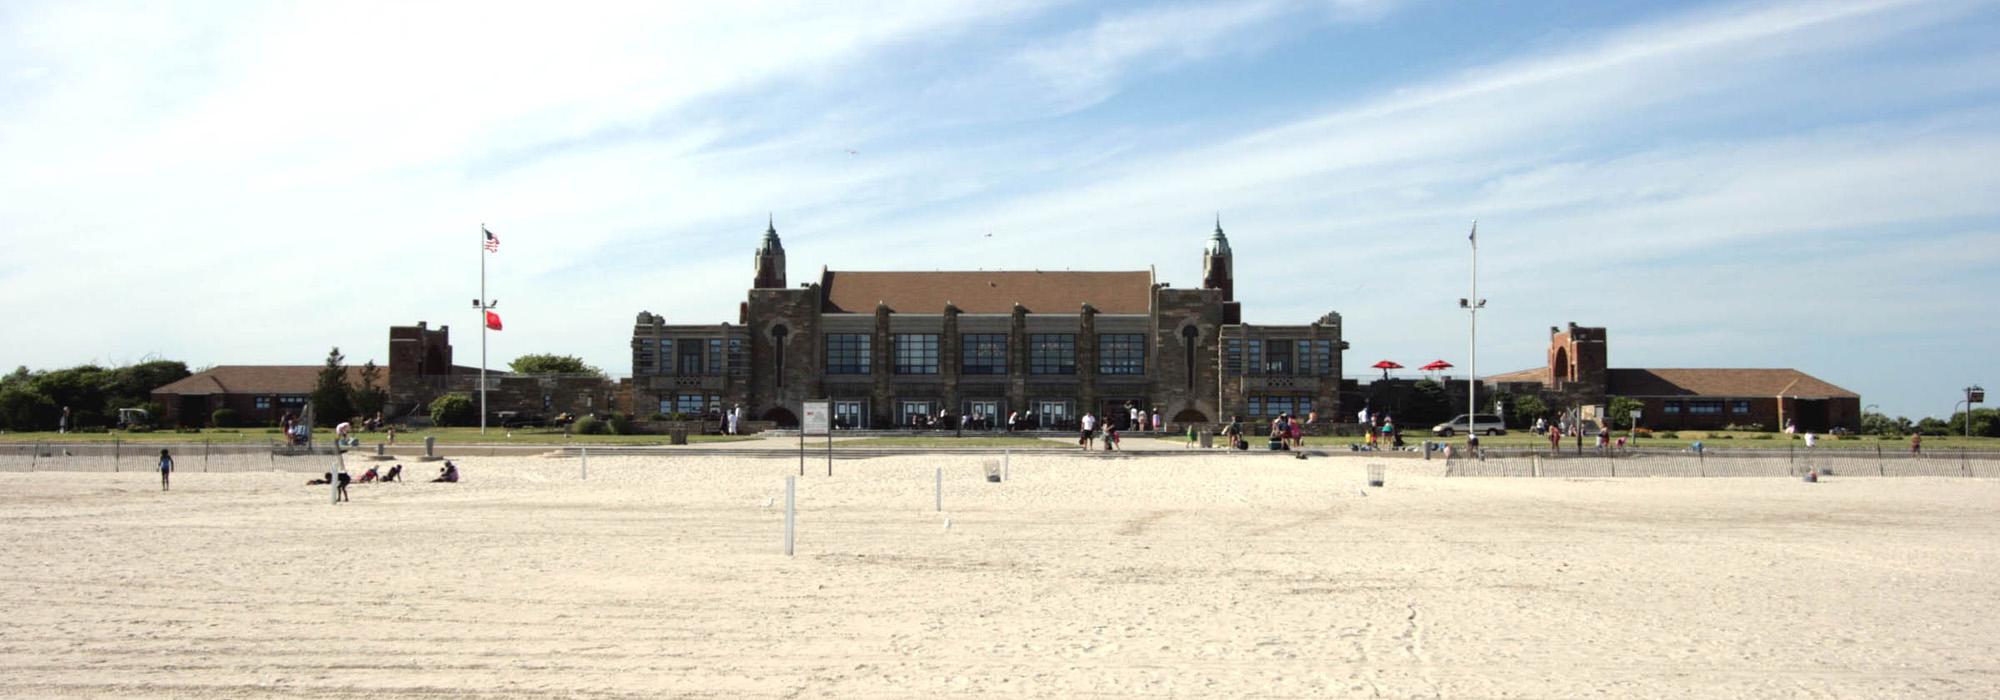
1181;325;1201;389
772;325;790;387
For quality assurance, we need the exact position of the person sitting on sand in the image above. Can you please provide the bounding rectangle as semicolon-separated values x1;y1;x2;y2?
382;464;403;482
358;466;380;483
432;461;459;483
308;472;333;486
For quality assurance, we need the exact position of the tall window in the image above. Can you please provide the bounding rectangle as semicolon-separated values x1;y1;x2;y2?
1312;339;1333;376
1225;338;1243;374
1265;340;1293;375
961;334;1007;375
676;340;703;375
893;334;940;374
1029;334;1076;375
633;338;656;374
708;338;724;374
728;338;746;376
657;339;674;374
1245;339;1264;375
825;334;871;375
1098;334;1146;375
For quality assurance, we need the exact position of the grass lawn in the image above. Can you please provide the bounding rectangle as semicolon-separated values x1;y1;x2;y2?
0;427;758;446
835;436;1071;448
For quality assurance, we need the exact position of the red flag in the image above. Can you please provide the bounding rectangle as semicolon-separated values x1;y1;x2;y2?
484;310;503;331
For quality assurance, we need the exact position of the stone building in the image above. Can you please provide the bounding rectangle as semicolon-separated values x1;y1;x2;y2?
629;219;1348;430
386;321;621;421
1488;322;1861;432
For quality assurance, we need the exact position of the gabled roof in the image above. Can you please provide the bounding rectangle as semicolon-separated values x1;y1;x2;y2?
1607;368;1858;399
151;365;368;396
820;270;1152;314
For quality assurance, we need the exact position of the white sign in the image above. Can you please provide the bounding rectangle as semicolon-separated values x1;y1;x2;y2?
1629;410;1642;420
802;400;831;437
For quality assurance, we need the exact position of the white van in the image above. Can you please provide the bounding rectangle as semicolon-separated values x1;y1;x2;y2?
1431;413;1507;437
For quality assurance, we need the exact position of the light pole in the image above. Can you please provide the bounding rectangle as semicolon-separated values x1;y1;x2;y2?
1458;221;1484;436
1959;385;1984;439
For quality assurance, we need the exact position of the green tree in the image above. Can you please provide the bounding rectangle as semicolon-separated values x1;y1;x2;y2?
310;347;355;427
352;360;388;419
107;360;190;407
1946;407;2000;437
508;354;602;376
1607;396;1644;430
1508;394;1549;428
1860;411;1903;436
428;392;477;427
0;383;55;431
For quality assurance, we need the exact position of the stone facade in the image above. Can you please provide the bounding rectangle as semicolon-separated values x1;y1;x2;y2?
388;322;619;422
629;219;1349;430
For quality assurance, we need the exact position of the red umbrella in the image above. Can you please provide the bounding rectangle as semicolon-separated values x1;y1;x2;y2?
1372;360;1403;379
1419;360;1453;371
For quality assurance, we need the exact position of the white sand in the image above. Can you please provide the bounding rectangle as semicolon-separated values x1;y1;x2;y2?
3;453;1998;698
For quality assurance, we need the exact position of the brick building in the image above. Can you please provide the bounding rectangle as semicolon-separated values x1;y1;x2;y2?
386;321;620;421
630;219;1348;429
1488;323;1861;432
151;365;363;427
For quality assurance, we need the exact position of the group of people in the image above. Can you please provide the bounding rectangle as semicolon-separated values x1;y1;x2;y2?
1076;412;1120;450
306;461;457;503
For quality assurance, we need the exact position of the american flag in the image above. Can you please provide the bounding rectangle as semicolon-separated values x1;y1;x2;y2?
483;226;500;252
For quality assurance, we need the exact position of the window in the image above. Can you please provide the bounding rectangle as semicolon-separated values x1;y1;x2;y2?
676;340;703;375
1029;334;1076;375
1313;340;1334;376
893;334;939;375
1266;396;1295;418
1664;401;1683;415
1246;339;1264;375
1225;338;1243;374
1098;334;1145;375
708;339;724;374
825;334;871;375
657;339;674;374
633;338;655;374
728;338;746;376
278;395;307;407
1299;397;1313;417
961;334;1007;375
1689;401;1723;415
674;393;705;415
1247;396;1262;418
1265;340;1294;375
255;396;272;410
1731;400;1751;414
833;400;865;429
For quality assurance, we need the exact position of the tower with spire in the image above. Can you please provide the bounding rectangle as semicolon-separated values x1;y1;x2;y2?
1201;214;1234;301
753;215;787;289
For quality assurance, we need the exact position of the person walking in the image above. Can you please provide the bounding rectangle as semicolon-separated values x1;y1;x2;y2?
1185;423;1198;448
157;449;173;491
1911;433;1922;455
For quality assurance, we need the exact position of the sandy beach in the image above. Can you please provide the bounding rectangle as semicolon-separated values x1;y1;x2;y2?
3;452;1997;698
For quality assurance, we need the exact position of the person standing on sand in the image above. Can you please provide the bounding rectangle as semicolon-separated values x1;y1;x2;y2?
157;449;173;491
59;406;71;434
1186;423;1198;448
1911;433;1922;455
1080;412;1097;450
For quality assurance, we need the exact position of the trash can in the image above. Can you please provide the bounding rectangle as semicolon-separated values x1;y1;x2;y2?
1199;431;1214;449
670;425;689;445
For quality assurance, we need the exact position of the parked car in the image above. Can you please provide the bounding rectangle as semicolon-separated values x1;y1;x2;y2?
1431;413;1507;437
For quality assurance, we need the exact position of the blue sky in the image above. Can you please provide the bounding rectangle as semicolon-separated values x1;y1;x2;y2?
2;0;1996;420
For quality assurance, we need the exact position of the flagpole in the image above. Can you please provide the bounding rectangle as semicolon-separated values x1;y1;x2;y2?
479;223;488;435
1469;221;1477;433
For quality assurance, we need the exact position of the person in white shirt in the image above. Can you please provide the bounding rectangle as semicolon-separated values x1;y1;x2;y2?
1080;413;1098;450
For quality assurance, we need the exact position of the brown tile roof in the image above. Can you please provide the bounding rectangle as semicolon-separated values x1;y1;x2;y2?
1485;367;1551;384
152;365;368;396
1608;368;1858;399
821;270;1152;314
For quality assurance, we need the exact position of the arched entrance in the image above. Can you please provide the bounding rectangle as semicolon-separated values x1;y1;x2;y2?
1172;408;1209;424
763;407;799;428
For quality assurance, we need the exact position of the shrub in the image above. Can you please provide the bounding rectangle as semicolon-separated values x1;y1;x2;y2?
1748;433;1773;440
572;415;609;435
1707;433;1733;440
1723;423;1767;432
211;408;241;428
1633;428;1653;438
650;412;671;421
1657;432;1679;439
606;412;634;435
428;393;477;427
